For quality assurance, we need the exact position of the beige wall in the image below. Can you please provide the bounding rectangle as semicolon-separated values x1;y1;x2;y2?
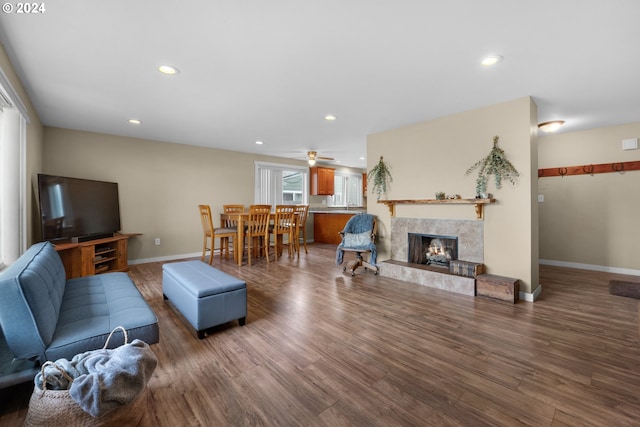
538;122;640;271
0;41;44;246
367;97;538;293
42;127;310;261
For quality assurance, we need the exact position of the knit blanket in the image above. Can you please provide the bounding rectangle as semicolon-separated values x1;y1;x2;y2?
34;338;157;417
336;213;377;265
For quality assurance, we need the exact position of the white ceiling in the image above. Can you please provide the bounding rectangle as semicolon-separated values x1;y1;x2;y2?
1;1;639;169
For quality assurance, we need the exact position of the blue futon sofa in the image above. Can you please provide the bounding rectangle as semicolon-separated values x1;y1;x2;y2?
0;241;159;388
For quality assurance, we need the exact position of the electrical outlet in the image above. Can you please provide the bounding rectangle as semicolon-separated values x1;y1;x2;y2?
538;194;544;203
154;238;161;246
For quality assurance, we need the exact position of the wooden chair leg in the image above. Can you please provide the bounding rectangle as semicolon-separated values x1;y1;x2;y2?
299;227;308;254
208;236;214;265
274;234;279;261
258;236;264;261
228;237;234;261
283;233;290;258
295;227;300;258
284;233;289;258
222;237;230;259
239;237;246;266
303;228;308;253
278;234;286;260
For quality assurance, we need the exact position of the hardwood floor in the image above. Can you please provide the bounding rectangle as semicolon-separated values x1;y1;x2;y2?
2;244;640;426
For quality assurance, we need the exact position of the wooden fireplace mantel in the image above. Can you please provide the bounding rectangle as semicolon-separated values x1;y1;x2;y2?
377;198;496;219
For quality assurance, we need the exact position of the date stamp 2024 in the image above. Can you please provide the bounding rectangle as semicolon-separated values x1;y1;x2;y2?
2;2;46;14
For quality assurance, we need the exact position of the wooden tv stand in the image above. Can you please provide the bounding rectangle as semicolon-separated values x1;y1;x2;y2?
54;233;140;279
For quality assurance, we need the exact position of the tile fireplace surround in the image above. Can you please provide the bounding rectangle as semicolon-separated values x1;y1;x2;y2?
380;218;483;296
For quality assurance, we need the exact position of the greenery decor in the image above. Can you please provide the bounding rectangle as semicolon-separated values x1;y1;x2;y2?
466;135;519;196
368;156;393;199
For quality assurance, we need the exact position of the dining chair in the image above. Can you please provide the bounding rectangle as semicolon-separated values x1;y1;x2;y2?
222;205;245;227
271;205;295;260
222;204;244;261
198;204;237;264
244;204;271;266
293;204;310;257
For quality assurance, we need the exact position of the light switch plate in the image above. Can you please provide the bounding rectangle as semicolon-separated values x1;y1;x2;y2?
622;138;638;150
538;194;544;203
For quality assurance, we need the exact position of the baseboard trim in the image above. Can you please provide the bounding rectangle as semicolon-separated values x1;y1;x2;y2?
129;241;317;266
129;252;201;265
519;284;542;302
539;259;640;276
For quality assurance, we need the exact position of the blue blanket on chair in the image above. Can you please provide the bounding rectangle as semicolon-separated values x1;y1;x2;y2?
336;214;377;265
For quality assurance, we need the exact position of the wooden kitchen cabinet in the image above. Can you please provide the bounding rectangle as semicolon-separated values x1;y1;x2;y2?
362;173;367;197
313;213;355;245
310;166;335;195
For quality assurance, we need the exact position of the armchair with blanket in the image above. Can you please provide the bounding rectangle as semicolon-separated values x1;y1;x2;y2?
336;213;379;276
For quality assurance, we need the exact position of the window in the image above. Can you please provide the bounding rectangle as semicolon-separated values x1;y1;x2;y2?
328;171;363;207
0;69;28;269
255;162;308;208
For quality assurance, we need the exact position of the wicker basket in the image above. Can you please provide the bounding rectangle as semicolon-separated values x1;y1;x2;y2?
24;385;148;427
24;327;151;426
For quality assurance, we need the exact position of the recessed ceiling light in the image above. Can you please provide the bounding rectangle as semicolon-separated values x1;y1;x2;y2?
481;55;503;66
324;114;337;121
128;119;142;125
158;65;179;75
255;141;264;145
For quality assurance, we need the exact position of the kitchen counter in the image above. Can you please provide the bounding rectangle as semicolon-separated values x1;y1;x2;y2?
310;209;366;214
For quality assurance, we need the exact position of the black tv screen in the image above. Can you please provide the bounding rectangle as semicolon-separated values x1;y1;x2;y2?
38;174;121;242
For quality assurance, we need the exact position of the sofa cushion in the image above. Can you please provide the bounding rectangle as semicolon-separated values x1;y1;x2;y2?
0;242;66;361
0;327;39;388
45;272;159;361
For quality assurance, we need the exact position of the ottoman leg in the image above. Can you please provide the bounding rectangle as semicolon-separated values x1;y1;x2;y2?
238;317;246;326
197;330;206;339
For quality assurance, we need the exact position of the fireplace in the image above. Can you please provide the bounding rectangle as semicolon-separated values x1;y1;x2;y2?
408;233;458;268
381;218;484;296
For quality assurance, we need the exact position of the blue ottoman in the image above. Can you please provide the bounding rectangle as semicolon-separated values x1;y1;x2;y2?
162;260;247;339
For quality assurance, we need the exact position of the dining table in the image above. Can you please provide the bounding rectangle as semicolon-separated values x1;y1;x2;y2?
220;211;298;266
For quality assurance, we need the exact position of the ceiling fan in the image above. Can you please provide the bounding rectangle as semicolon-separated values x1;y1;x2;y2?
306;151;334;166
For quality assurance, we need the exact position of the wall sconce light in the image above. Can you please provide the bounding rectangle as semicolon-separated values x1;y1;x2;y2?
308;151;317;166
538;120;565;133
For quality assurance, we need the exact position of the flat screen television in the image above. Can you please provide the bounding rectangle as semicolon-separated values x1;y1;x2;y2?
38;174;121;242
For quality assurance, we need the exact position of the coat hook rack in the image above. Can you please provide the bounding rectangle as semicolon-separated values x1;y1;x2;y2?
538;160;640;178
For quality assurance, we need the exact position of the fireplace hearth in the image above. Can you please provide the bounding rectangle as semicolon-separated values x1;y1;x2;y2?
380;218;484;296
